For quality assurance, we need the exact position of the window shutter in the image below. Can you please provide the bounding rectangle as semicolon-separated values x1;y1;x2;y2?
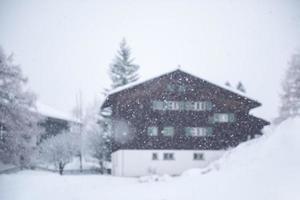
208;116;214;124
207;127;213;136
214;114;219;122
229;113;235;122
185;127;191;136
206;102;213;110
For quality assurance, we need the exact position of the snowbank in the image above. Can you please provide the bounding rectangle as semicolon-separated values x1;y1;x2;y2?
184;117;300;176
210;117;300;172
138;174;172;183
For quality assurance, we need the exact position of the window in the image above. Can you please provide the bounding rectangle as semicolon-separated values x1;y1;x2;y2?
185;127;213;137
184;101;194;111
164;101;173;110
166;84;176;92
164;101;181;110
101;107;112;116
152;101;164;110
170;101;180;110
213;113;235;123
194;101;212;111
163;153;174;160
178;101;185;110
152;101;213;111
166;84;186;92
162;127;174;136
147;126;158;136
193;153;204;160
178;85;186;92
152;153;158;160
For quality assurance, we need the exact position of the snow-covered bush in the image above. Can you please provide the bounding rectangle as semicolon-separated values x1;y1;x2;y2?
0;46;44;167
37;131;80;175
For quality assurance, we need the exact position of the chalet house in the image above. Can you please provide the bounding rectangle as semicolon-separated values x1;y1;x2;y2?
36;102;80;140
0;102;80;148
101;69;269;177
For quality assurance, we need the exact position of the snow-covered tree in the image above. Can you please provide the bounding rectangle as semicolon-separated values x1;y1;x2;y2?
236;81;246;93
85;125;111;173
98;38;139;169
83;100;111;173
0;46;43;167
108;38;140;90
37;131;80;175
277;53;300;123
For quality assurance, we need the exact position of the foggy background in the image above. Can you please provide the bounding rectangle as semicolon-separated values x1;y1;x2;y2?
0;0;300;120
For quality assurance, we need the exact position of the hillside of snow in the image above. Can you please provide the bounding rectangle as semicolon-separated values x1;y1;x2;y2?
1;118;300;200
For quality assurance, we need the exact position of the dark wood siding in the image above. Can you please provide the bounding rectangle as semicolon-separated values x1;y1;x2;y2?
103;70;269;152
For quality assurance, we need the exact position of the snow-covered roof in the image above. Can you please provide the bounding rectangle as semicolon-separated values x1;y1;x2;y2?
108;69;177;95
35;102;80;123
107;68;259;104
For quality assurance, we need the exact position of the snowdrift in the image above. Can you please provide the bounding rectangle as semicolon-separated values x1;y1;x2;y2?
184;117;300;175
213;117;300;173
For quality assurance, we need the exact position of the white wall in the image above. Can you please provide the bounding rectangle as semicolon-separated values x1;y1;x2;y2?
112;149;225;177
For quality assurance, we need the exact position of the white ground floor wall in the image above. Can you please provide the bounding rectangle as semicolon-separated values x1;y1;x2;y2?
111;149;225;177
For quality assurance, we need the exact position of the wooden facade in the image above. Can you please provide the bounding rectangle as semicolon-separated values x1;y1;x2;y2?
102;69;269;152
39;117;70;140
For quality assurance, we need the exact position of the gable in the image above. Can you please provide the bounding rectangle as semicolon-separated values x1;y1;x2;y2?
102;69;261;110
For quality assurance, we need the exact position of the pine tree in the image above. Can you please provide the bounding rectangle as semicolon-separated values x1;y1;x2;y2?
101;39;139;159
225;81;231;87
108;38;140;90
236;81;246;93
277;53;300;123
0;46;43;166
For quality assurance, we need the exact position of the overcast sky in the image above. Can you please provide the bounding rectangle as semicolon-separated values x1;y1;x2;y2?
1;0;300;121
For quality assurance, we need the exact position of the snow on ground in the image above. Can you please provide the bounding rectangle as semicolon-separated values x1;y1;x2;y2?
64;157;103;170
1;118;300;200
37;157;101;171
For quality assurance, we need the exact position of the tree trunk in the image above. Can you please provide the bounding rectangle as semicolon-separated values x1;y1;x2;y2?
99;160;104;174
59;162;64;175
